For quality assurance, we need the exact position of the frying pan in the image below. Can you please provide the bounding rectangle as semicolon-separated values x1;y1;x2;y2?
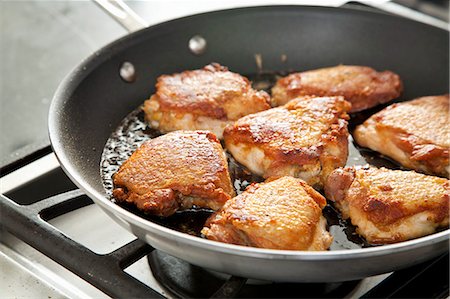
48;4;449;282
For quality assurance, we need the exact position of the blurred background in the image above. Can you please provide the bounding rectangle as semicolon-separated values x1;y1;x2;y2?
0;0;448;168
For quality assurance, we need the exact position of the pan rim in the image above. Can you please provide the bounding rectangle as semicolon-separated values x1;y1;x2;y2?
49;4;449;261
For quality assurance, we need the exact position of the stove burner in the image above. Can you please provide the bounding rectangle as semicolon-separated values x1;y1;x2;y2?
147;251;360;298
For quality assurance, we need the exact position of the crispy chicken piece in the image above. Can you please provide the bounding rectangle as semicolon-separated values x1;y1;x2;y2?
202;176;333;250
354;95;449;177
112;131;235;217
143;63;271;139
271;65;403;112
325;166;449;244
223;96;351;188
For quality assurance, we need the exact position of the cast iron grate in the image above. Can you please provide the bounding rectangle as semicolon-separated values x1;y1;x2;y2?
3;181;357;299
0;189;163;298
147;250;361;298
1;152;448;299
147;249;449;298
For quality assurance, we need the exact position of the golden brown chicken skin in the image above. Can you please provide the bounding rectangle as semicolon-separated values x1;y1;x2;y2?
271;65;403;112
143;63;271;139
325;166;449;244
354;95;449;177
223;96;351;188
113;131;235;217
202;176;333;250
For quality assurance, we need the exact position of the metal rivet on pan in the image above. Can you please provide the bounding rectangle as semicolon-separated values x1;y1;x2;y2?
189;35;207;55
119;61;136;83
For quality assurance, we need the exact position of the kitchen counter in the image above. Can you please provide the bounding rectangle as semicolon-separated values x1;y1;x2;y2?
0;1;126;166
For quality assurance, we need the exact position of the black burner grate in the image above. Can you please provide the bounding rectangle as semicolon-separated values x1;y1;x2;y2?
1;145;449;299
2;181;449;299
0;188;163;298
147;250;360;298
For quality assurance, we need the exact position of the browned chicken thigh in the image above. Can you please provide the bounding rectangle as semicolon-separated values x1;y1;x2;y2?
354;95;449;177
271;65;402;112
143;63;271;139
325;166;449;244
202;176;333;250
113;131;235;217
223;96;351;188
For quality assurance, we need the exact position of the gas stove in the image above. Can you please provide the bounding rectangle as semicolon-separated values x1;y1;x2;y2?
1;149;449;298
1;1;449;298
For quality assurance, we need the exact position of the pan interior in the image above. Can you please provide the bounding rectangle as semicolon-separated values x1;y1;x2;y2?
100;70;447;251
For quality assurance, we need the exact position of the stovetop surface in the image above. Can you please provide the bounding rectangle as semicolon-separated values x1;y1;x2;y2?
1;153;449;298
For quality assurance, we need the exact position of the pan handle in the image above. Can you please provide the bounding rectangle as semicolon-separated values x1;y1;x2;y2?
361;1;448;31
93;0;148;32
95;1;448;33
